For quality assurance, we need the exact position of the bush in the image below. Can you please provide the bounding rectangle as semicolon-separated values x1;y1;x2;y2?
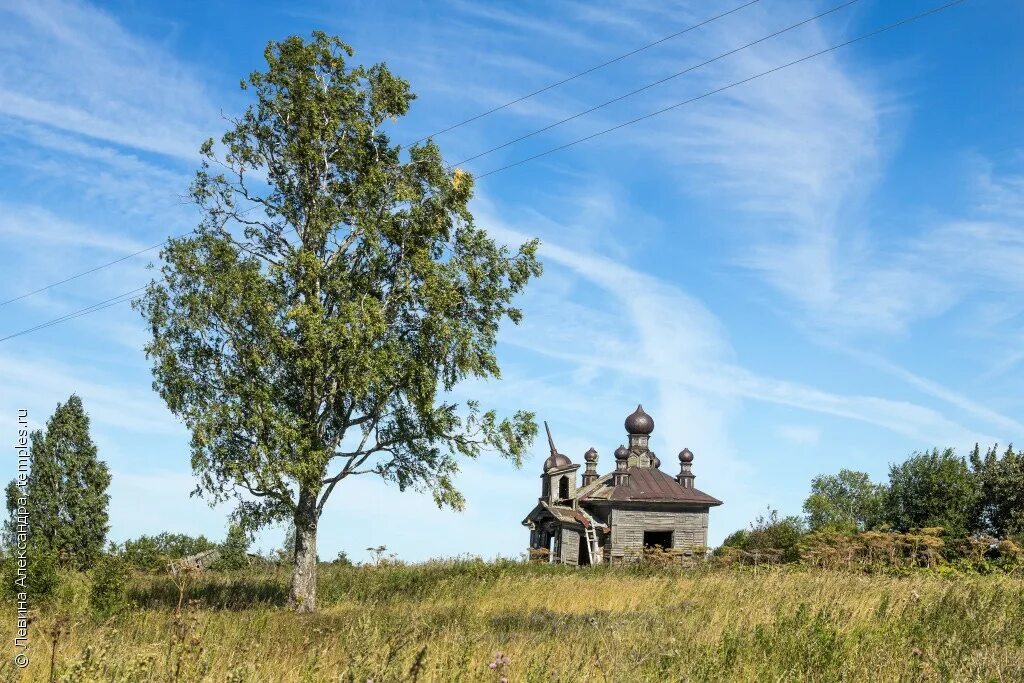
90;553;133;615
211;525;250;571
118;532;218;572
7;545;62;603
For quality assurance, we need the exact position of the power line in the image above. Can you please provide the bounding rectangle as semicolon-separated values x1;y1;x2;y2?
406;0;760;146
1;5;758;309
0;0;969;344
0;2;826;308
0;287;145;343
476;0;967;179
453;0;862;168
0;242;163;308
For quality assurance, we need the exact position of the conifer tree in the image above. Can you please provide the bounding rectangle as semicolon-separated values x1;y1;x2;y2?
4;395;111;569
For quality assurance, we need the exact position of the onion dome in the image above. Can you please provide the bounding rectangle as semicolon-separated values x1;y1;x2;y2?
584;447;598;463
614;445;629;462
544;451;572;471
679;448;694;464
650;453;661;468
625;404;654;435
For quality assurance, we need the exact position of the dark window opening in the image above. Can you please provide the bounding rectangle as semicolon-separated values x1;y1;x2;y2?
558;475;569;499
643;530;673;550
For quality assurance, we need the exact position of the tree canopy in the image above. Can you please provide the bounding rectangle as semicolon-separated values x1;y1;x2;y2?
803;469;887;533
136;32;541;611
971;443;1024;537
4;395;110;570
885;448;979;537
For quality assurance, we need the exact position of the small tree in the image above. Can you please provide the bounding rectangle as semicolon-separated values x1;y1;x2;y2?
136;33;540;611
214;524;251;570
803;469;887;532
971;443;1024;537
4;395;110;569
886;448;979;537
715;509;804;563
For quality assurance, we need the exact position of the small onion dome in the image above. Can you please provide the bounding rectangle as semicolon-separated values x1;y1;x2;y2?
679;448;694;464
614;444;629;461
544;451;572;471
625;404;654;435
584;447;598;463
650;452;661;468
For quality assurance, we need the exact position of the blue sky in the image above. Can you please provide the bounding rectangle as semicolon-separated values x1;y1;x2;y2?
1;0;1022;562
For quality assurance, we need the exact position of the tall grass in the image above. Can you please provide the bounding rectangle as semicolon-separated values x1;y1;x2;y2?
4;561;1023;682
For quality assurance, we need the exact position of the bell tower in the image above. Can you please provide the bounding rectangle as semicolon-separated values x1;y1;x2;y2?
540;422;578;504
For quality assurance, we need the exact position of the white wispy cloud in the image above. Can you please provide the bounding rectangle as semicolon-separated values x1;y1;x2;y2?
0;203;148;253
0;0;219;160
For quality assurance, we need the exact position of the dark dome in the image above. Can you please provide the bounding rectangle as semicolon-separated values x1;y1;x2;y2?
625;404;654;435
544;452;572;471
679;448;694;464
614;444;629;461
584;447;598;463
650;453;661;468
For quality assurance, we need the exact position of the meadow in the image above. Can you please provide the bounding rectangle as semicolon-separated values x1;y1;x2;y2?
4;560;1023;682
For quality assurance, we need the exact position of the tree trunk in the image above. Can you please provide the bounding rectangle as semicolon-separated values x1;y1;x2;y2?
289;488;318;613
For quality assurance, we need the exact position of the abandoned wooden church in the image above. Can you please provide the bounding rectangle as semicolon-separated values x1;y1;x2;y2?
522;405;722;565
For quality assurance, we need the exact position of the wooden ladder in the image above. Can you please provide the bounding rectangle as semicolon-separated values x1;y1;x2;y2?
583;525;599;564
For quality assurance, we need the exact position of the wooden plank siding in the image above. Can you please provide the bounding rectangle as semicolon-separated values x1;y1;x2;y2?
608;508;709;563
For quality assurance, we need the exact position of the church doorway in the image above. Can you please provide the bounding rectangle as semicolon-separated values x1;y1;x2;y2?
577;534;590;566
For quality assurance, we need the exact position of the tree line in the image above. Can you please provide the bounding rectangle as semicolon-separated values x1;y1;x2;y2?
719;446;1024;568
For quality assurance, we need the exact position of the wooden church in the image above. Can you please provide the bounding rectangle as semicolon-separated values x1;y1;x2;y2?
522;405;722;565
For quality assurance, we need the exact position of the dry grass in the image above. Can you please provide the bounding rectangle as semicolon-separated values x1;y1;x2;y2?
4;562;1023;682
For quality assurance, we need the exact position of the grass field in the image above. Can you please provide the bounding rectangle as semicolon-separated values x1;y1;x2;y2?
5;561;1024;682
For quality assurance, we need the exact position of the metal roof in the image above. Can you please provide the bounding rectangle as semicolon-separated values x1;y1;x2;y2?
580;466;722;505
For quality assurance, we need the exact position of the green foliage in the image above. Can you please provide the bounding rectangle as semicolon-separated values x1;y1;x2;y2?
886;448;979;537
716;509;805;563
213;524;251;570
31;562;1024;683
135;32;541;610
117;532;218;571
971;443;1024;537
718;528;748;551
803;469;887;532
746;509;805;563
89;553;133;616
3;544;62;603
4;395;110;570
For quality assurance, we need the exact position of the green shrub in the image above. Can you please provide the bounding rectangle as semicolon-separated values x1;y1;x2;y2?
90;553;133;615
117;532;218;572
10;545;62;603
717;509;805;563
211;524;250;571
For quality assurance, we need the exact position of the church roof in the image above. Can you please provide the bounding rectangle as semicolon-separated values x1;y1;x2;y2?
521;501;584;527
580;467;722;506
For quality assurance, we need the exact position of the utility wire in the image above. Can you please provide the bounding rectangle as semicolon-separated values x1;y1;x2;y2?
0;287;145;343
0;242;163;308
0;0;835;309
476;0;967;179
0;0;831;309
0;0;969;344
406;0;760;146
453;0;862;168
